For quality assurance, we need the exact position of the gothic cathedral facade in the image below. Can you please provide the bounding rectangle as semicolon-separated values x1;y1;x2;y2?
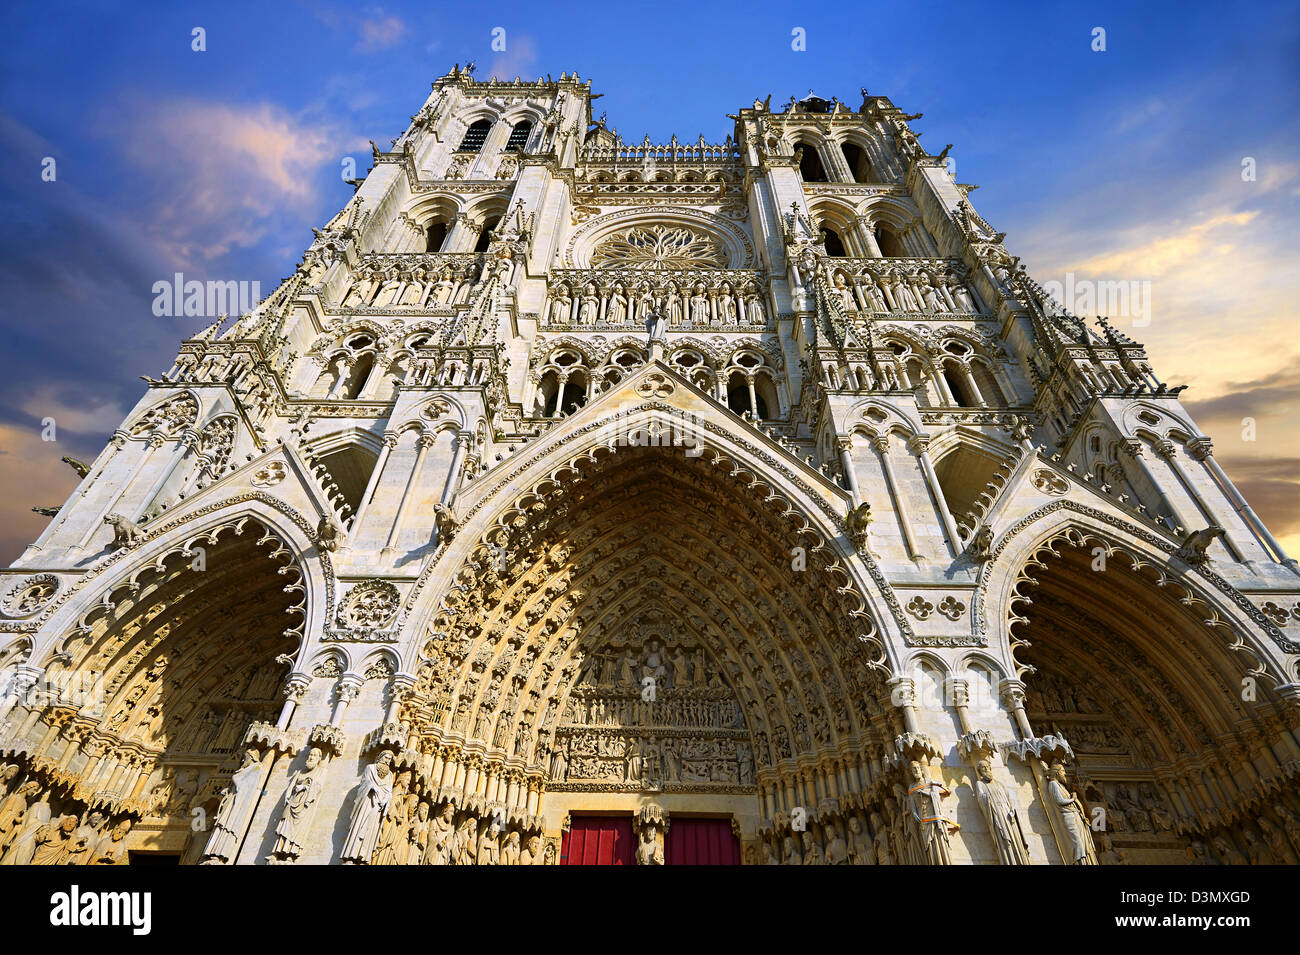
2;67;1299;867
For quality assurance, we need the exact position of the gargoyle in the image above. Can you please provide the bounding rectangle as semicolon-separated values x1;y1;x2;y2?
104;513;144;550
1174;525;1224;565
317;515;342;552
847;502;872;553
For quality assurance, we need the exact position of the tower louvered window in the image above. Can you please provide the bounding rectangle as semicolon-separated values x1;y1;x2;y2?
504;121;532;152
458;119;491;152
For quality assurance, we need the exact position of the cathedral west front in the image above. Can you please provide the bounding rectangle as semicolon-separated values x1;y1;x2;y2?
1;65;1299;866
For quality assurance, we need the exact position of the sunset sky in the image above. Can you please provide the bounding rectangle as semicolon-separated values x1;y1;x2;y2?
0;0;1296;563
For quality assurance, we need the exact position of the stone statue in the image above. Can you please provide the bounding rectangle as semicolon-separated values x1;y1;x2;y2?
269;746;325;863
75;811;105;862
89;819;132;865
636;821;664;865
317;516;342;552
32;815;85;865
1046;761;1096;864
520;832;543;865
501;830;521;865
825;820;849;864
406;800;431;864
0;779;39;855
104;513;144;550
424;802;457;865
201;747;265;864
644;303;667;344
340;751;395;864
905;760;956;865
477;818;502;865
370;770;413;865
973;759;1030;864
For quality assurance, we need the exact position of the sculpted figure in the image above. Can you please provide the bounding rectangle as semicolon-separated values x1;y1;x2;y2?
103;513;144;550
831;272;855;312
607;283;628;323
871;811;892;865
452;817;477;864
372;770;414;865
0;788;49;865
644;304;667;343
405;801;431;864
201;747;265;864
973;759;1030;864
824;821;849;864
501;830;521;865
782;833;803;865
269;746;325;862
340;751;395;864
74;811;105;863
801;830;823;864
1046;761;1096;865
0;764;19;800
905;760;956;865
549;286;571;323
636;822;664;865
846;815;868;864
717;282;737;322
89;819;132;865
424;802;457;864
476;817;502;865
1213;835;1246;865
32;815;83;865
520;833;543;865
688;283;710;325
578;286;599;325
0;779;39;854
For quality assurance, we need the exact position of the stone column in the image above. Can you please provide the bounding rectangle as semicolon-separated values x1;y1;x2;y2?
1119;440;1186;529
349;432;397;535
909;434;960;557
873;433;921;560
383;431;436;553
836;437;861;502
1188;437;1291;563
441;430;472;504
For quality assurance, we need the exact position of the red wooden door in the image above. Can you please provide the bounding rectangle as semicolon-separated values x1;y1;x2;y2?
664;817;741;865
561;815;635;865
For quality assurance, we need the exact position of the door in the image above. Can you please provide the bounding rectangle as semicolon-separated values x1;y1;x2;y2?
561;815;635;865
664;817;741;865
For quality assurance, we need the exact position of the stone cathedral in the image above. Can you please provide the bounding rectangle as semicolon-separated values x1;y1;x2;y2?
1;66;1298;867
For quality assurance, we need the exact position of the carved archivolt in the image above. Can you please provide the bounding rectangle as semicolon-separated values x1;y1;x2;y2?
395;433;896;824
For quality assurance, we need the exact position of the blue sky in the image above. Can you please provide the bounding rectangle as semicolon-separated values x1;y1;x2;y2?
1;0;1297;562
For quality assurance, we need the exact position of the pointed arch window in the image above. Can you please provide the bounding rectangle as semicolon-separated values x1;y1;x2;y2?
795;141;828;182
841;142;874;183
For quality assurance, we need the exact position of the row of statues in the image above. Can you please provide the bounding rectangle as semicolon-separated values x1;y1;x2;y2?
338;752;552;864
0;769;131;865
340;264;487;310
547;280;766;328
826;269;982;315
